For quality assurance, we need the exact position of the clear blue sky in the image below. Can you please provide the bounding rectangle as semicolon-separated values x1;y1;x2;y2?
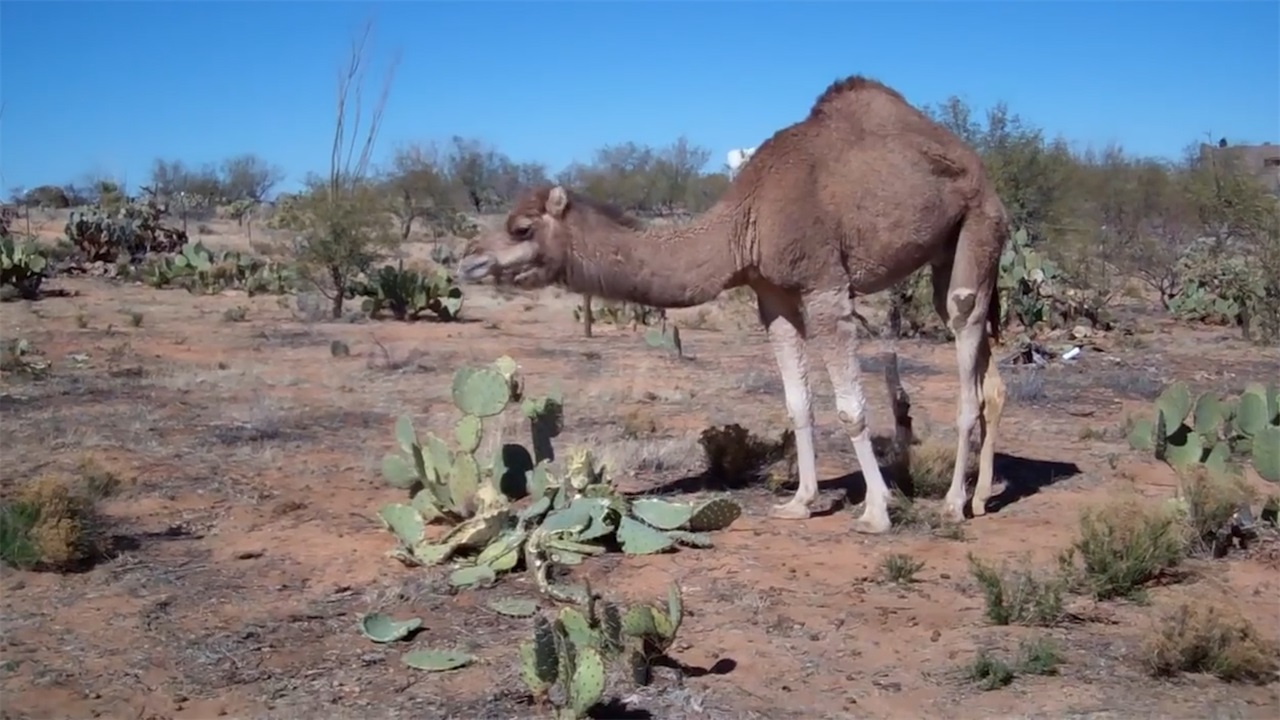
2;1;1277;196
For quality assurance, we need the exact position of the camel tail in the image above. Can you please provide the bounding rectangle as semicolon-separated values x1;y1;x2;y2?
986;287;1002;348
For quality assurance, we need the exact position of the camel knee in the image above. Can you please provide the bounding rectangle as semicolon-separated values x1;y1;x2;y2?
837;404;868;438
947;288;978;333
982;364;1007;424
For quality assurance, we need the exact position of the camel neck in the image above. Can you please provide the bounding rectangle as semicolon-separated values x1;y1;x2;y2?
563;204;739;308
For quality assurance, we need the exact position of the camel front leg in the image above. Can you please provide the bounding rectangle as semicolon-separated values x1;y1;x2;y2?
808;289;892;534
971;355;1006;516
758;289;819;520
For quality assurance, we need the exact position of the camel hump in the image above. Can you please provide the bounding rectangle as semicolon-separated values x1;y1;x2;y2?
807;75;909;120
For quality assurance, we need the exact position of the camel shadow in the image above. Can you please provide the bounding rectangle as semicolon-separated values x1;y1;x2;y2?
585;658;736;719
645;452;1081;518
811;452;1082;516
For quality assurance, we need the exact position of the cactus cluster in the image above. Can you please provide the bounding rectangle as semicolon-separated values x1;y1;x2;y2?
64;197;187;265
349;261;464;322
1169;246;1275;343
141;241;296;296
520;583;684;717
998;227;1110;334
376;356;743;602
0;234;48;300
1127;380;1280;483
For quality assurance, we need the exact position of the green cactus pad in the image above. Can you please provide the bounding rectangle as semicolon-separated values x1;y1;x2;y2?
687;497;743;532
455;415;483;454
1237;390;1270;437
532;614;559;681
557;607;597;650
449;563;497;589
410;489;443;523
422;433;452;485
1164;430;1205;471
617;516;678;555
1252;426;1280;483
451;366;512;418
401;648;475;672
1127;418;1155;452
450;453;480;511
629;498;695;530
1266;383;1279;424
527;461;551;499
518;495;553;525
1155;382;1193;427
621;605;657;637
493;355;518;380
1192;393;1225;436
651;607;674;641
1204;442;1231;479
579;506;620;542
394;415;418;454
357;613;422;643
382;453;419;489
568;646;606;716
377;503;424;546
518;641;549;695
488;598;539;618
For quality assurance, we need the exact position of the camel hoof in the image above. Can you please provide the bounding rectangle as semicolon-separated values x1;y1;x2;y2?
943;501;967;523
971;497;988;517
851;513;892;535
769;501;811;520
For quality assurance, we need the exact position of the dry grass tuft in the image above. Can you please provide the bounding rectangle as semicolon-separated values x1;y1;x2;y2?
1175;466;1255;557
1141;601;1279;683
872;431;972;501
967;553;1068;626
0;474;115;572
1070;498;1188;600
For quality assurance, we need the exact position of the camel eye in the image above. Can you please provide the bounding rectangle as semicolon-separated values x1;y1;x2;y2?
514;225;534;240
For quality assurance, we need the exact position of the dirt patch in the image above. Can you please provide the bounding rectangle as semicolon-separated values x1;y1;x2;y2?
2;275;1278;719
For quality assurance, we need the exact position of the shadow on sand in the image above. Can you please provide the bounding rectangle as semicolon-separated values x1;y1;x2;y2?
642;452;1082;519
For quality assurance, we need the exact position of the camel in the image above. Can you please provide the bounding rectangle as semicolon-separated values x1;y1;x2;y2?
458;75;1008;534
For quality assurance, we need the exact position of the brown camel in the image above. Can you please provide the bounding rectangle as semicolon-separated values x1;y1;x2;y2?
458;75;1008;533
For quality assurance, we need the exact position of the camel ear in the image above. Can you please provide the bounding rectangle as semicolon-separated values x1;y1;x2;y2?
546;185;569;219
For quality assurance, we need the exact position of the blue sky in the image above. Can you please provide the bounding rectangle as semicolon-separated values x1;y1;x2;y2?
2;1;1277;196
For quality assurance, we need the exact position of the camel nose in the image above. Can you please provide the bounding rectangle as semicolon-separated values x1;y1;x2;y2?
458;254;494;283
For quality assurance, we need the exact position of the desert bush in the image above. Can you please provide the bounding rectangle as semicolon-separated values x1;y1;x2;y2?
697;423;795;490
967;553;1067;626
0;475;113;572
1141;601;1278;683
1069;499;1187;600
64;196;187;265
879;553;925;583
967;637;1063;691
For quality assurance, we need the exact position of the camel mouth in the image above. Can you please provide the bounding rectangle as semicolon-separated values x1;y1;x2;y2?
458;255;495;283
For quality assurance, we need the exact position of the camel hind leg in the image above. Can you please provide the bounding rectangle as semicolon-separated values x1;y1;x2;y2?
931;221;1004;522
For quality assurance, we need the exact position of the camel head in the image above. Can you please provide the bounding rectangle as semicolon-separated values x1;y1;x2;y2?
458;184;590;289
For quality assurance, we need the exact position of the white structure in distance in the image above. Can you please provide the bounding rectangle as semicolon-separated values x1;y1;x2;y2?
726;147;757;178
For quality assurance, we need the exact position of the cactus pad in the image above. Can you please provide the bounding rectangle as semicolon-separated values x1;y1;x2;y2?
451;366;513;418
568;646;606;716
1164;430;1205;470
1252;426;1280;483
377;503;424;546
1192;393;1225;436
1237;390;1270;437
1155;382;1192;427
621;605;657;637
400;648;475;672
630;498;695;530
687;497;743;532
617;516;677;555
489;598;539;618
381;453;419;489
455;415;483;454
394;415;418;454
1127;418;1154;452
449;563;497;588
357;613;422;643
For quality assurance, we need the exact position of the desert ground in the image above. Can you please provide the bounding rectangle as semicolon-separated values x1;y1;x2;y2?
2;215;1279;720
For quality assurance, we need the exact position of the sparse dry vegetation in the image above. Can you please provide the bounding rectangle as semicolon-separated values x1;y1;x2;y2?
1141;601;1279;683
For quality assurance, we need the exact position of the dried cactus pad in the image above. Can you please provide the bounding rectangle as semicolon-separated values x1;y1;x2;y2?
488;598;539;617
451;367;512;418
687;497;742;532
357;613;422;643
